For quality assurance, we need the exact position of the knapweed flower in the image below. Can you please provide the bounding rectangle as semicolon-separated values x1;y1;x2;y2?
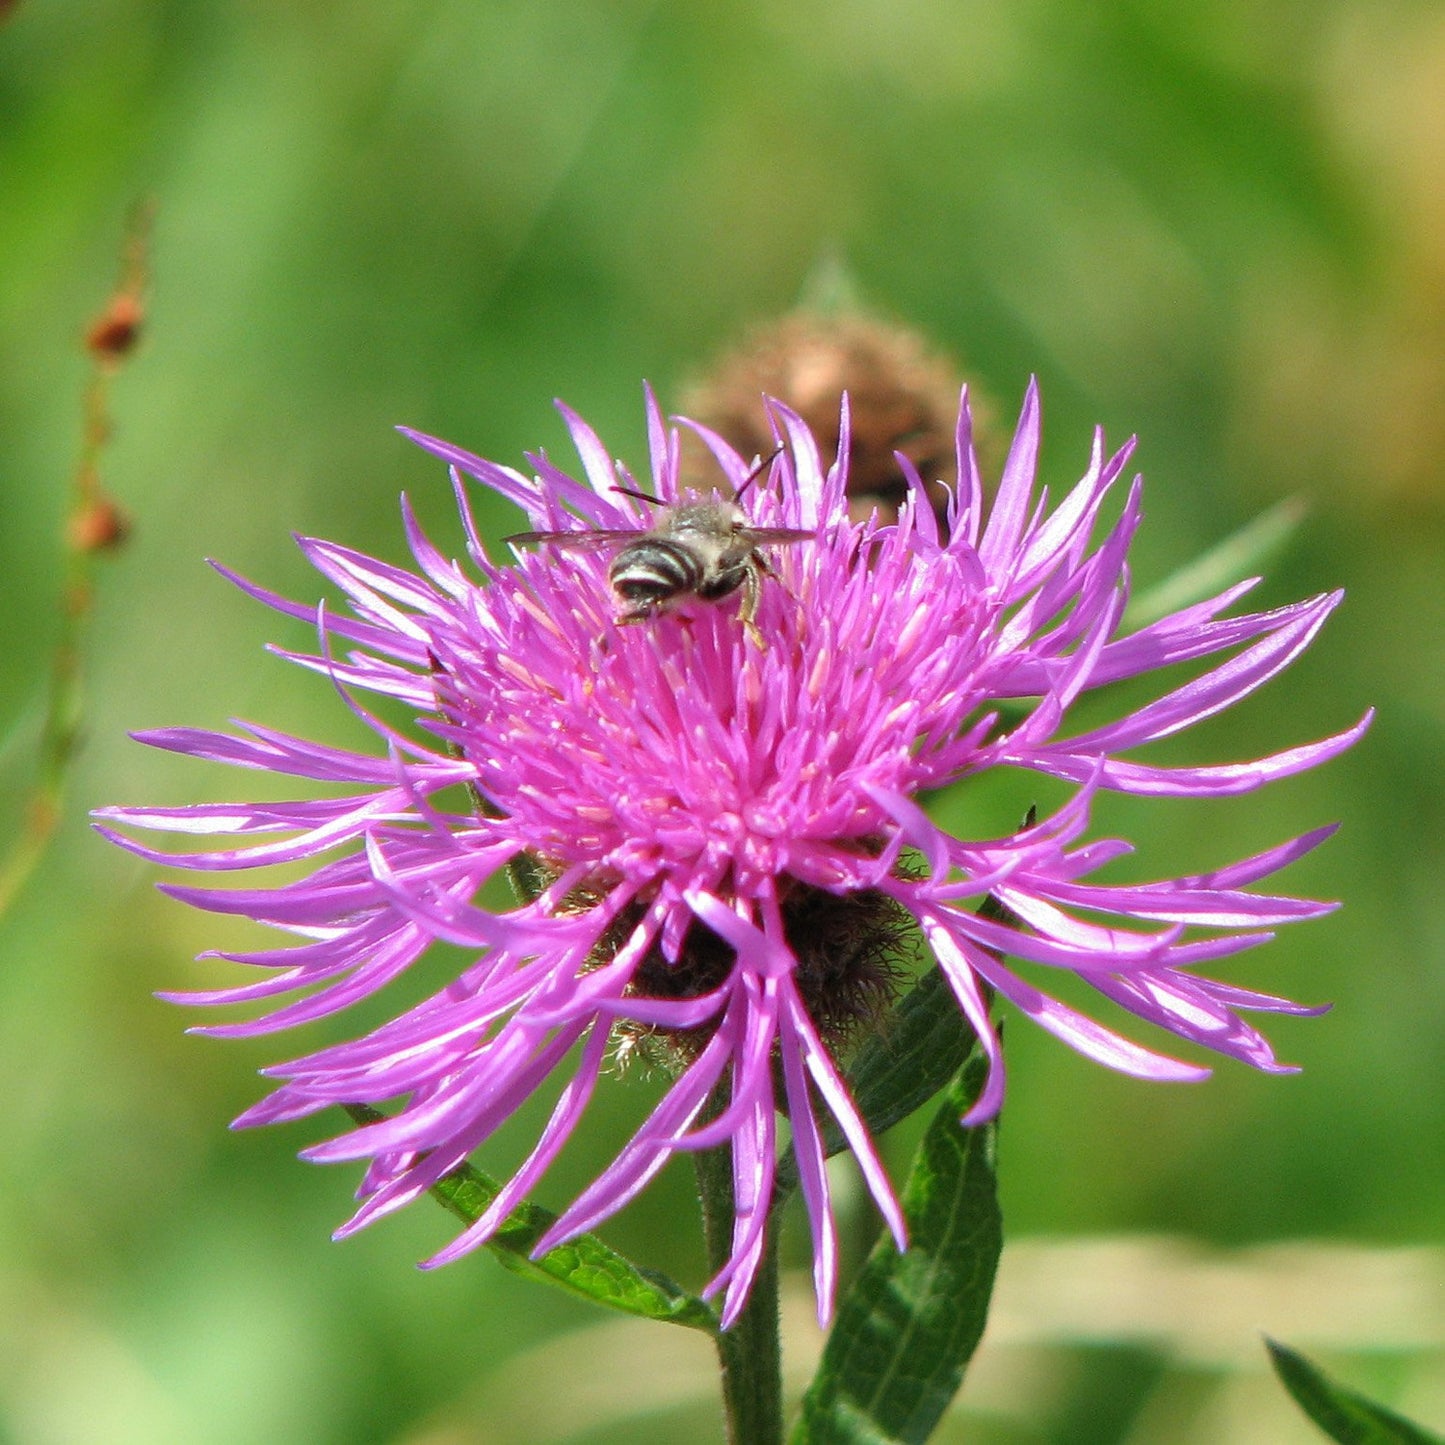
99;383;1368;1326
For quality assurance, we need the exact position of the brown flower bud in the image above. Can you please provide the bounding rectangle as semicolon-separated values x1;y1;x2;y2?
69;495;132;553
683;311;994;529
85;293;144;362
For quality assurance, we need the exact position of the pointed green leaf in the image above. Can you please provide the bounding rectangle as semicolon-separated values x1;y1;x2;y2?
775;964;981;1201
1126;496;1306;628
1265;1339;1443;1444
342;1104;717;1333
793;1047;1002;1443
794;250;866;315
841;965;983;1143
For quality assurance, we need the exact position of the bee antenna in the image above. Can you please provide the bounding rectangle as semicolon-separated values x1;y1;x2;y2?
611;484;665;507
735;444;785;501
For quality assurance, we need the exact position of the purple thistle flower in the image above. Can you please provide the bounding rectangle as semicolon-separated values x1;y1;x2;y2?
98;382;1369;1327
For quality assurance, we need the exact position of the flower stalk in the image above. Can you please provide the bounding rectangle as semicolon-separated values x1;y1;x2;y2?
0;207;145;920
696;1124;785;1445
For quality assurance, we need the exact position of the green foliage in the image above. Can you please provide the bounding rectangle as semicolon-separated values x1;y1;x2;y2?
793;1048;1002;1443
1266;1339;1444;1445
777;965;982;1199
1125;496;1306;628
344;1104;718;1334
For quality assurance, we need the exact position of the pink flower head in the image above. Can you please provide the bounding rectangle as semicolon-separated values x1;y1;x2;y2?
99;382;1369;1326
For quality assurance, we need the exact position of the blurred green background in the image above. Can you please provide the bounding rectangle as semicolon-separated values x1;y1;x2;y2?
1;1;1440;1441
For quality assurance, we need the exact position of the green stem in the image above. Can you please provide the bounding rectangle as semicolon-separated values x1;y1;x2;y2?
0;434;99;923
694;1133;784;1445
0;207;149;922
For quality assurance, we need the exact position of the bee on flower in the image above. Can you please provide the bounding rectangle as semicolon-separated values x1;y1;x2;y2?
98;382;1368;1327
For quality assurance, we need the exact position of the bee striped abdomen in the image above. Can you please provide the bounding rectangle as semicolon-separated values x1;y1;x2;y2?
610;538;704;611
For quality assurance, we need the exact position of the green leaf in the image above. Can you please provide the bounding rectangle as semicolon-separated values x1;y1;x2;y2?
792;1047;1003;1443
1266;1339;1444;1444
795;250;866;315
776;964;982;1200
341;1104;718;1333
1125;496;1306;628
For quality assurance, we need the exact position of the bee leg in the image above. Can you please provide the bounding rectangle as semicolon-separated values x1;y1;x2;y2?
738;567;765;649
618;602;684;632
754;548;800;601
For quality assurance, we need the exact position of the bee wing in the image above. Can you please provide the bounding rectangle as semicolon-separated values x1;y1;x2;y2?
505;528;638;552
745;527;816;546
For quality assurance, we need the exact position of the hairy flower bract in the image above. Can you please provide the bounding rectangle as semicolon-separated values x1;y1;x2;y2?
99;383;1368;1326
